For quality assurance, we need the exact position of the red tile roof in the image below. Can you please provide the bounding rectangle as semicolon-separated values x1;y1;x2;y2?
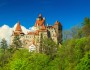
28;32;35;35
35;19;45;26
54;21;60;25
15;21;22;31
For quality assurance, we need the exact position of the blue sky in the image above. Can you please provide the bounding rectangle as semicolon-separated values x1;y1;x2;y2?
0;0;90;30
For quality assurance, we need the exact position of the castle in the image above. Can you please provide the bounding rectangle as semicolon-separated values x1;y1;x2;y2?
11;14;62;52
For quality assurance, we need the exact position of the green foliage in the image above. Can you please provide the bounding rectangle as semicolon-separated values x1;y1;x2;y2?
40;38;58;59
0;39;11;69
1;17;90;70
82;17;90;36
0;38;8;53
5;49;50;70
0;48;12;69
83;17;90;25
47;57;61;70
76;51;90;70
71;26;82;39
57;37;90;70
1;37;90;70
63;25;82;42
11;35;22;50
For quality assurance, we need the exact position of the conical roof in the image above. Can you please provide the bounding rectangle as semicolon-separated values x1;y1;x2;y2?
35;14;45;26
38;14;42;18
15;21;22;31
55;21;60;25
35;19;45;26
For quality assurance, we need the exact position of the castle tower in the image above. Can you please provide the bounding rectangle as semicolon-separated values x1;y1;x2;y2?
38;14;43;20
10;21;25;46
34;14;45;30
13;21;24;35
54;21;62;44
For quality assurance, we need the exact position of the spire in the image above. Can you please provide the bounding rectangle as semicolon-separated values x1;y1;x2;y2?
54;21;60;25
15;21;22;32
35;14;45;27
38;14;43;20
38;14;42;18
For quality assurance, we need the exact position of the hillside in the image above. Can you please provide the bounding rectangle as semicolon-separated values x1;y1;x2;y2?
0;17;90;70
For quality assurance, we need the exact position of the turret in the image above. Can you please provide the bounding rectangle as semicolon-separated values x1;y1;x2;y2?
38;14;43;20
13;21;24;35
34;14;46;30
54;21;62;44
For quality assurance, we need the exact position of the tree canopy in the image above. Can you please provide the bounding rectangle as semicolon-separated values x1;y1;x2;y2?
0;17;90;70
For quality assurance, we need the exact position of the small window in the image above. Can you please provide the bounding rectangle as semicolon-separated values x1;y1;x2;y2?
26;36;27;38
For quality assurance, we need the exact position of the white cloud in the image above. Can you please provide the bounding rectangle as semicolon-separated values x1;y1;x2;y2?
0;25;13;44
29;26;37;31
0;23;33;44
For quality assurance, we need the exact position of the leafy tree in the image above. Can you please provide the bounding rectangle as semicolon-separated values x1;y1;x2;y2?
47;57;61;70
5;49;50;70
83;17;90;25
0;38;8;54
57;39;76;70
82;17;90;36
71;26;82;39
76;51;90;70
56;37;90;70
63;30;71;41
40;38;58;59
0;39;12;69
11;35;22;50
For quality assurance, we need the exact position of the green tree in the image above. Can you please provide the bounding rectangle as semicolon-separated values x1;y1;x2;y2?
63;30;71;41
71;26;82;39
83;17;90;25
5;49;50;70
0;39;12;69
0;38;8;54
57;37;90;70
40;38;58;59
82;17;90;36
11;35;22;50
76;51;90;70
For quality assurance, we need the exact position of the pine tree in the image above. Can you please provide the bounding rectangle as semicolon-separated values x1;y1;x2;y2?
0;38;8;54
11;35;22;50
